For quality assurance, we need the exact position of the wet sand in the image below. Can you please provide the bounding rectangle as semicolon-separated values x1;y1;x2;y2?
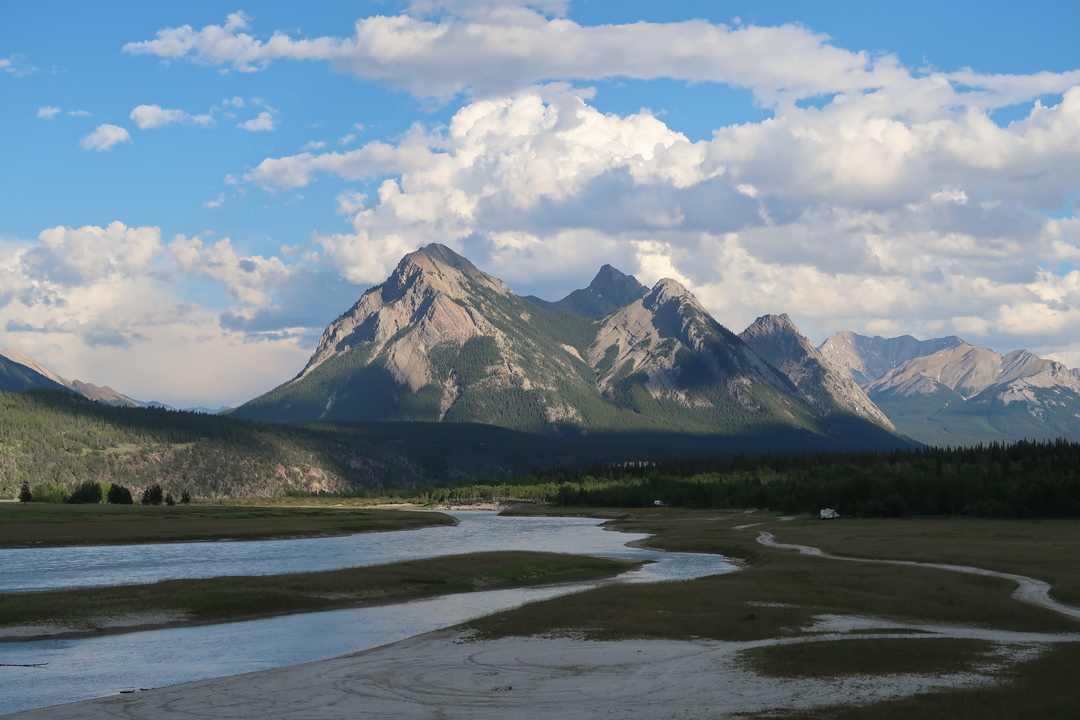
8;617;1076;720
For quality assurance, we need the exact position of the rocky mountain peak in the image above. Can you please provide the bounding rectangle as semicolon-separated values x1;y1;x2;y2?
233;245;908;449
386;243;509;301
70;380;141;407
739;316;895;430
588;265;648;306
297;243;511;386
740;313;813;352
644;278;698;311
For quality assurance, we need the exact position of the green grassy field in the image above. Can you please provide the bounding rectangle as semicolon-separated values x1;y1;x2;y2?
0;502;454;547
0;551;636;636
473;507;1080;719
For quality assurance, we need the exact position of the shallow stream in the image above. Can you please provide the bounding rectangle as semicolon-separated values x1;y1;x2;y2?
0;511;736;715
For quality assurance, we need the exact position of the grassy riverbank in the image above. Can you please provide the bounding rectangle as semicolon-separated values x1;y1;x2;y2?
0;551;636;639
0;502;453;547
470;507;1080;719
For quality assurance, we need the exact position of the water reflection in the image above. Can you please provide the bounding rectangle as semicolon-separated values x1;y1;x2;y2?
0;512;735;715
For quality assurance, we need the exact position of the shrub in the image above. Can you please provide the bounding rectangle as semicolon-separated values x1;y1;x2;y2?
164;492;175;506
30;482;70;503
107;483;134;505
141;483;164;506
180;490;192;504
18;481;32;503
69;481;104;504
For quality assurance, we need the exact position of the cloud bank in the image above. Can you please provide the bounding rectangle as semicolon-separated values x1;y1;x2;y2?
15;4;1080;404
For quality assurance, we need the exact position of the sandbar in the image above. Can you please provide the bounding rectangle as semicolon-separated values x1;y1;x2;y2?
8;617;1072;720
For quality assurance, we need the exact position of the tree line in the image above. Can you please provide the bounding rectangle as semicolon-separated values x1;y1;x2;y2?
329;439;1080;518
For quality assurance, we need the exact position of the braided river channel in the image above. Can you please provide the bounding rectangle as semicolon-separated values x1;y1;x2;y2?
0;511;737;715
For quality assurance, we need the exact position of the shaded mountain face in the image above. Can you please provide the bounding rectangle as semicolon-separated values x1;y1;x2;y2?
524;264;648;318
739;315;894;431
0;348;141;406
818;331;966;386
232;244;908;452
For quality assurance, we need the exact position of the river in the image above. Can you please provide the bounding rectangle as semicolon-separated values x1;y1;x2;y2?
0;511;736;715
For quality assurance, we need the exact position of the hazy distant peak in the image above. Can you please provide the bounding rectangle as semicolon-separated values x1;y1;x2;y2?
818;331;968;386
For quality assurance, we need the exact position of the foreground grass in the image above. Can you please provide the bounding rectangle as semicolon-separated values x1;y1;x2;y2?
471;507;1080;718
0;551;636;635
763;642;1080;720
0;503;454;547
746;515;1080;606
740;637;997;678
480;508;1078;640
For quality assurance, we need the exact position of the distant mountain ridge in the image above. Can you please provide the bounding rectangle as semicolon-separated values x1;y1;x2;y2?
524;265;648;318
231;244;905;453
0;348;141;406
818;332;967;386
818;331;1080;445
0;348;228;413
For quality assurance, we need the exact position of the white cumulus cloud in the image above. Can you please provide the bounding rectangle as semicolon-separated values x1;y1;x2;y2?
237;111;276;131
130;103;215;129
37;106;61;119
80;124;132;151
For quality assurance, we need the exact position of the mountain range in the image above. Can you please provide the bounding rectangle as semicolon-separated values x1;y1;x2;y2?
229;244;904;453
819;332;1080;445
6;243;1080;451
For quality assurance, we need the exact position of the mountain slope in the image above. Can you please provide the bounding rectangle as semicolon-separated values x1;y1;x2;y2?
231;244;605;432
233;244;910;451
739;314;895;431
0;353;71;394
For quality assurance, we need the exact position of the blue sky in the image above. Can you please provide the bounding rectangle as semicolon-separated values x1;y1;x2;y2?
3;1;1080;406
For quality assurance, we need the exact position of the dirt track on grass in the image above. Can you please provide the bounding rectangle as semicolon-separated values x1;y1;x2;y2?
754;530;1080;622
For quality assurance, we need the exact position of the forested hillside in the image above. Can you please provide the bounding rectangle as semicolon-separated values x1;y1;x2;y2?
3;389;838;500
0;390;583;500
